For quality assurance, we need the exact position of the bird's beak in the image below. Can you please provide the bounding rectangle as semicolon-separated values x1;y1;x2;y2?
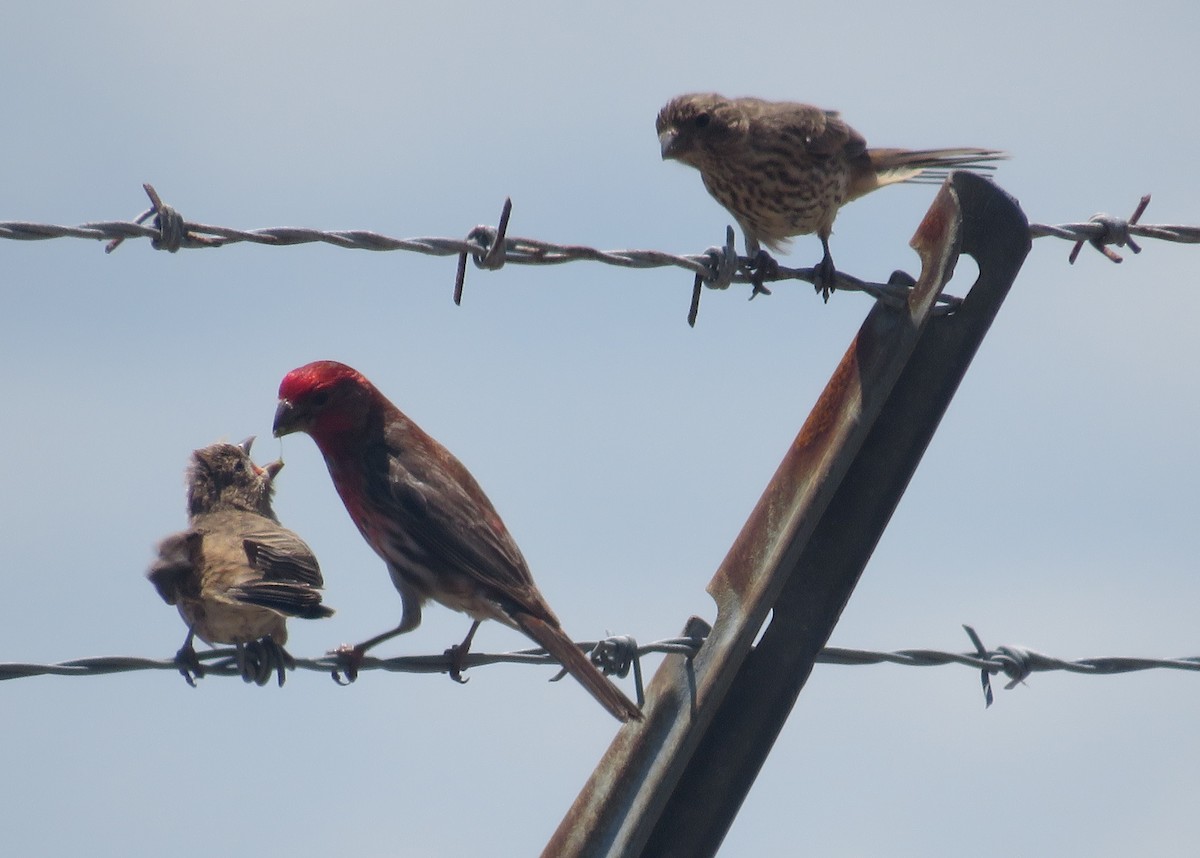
238;436;255;455
272;399;299;437
263;459;284;483
658;128;680;160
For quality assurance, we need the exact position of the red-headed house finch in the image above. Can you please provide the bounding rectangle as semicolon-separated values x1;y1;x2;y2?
272;360;642;722
148;438;334;686
656;93;1005;297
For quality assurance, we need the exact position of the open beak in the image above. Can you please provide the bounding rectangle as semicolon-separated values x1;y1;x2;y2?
238;436;255;455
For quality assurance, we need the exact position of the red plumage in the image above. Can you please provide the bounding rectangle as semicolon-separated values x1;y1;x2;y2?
273;360;641;722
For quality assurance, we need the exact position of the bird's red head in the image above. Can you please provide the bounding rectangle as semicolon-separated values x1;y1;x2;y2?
273;360;382;444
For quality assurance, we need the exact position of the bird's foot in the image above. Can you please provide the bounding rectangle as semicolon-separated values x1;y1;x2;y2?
240;637;294;687
746;250;777;298
173;642;205;687
444;644;471;684
814;252;837;303
328;644;365;686
444;620;481;685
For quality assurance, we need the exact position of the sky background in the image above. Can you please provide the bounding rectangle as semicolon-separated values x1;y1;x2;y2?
2;3;1198;856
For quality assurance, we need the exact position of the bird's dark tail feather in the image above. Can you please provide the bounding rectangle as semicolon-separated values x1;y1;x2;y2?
516;613;643;723
862;147;1007;193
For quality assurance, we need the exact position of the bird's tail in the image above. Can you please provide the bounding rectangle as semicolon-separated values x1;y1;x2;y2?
855;147;1007;197
515;613;643;723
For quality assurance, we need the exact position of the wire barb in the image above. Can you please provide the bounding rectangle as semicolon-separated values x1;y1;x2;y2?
104;183;219;254
1065;194;1151;264
962;625;1036;705
454;197;513;305
690;226;739;326
590;634;646;706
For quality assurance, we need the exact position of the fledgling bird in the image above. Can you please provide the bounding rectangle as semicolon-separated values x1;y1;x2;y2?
148;438;334;687
656;93;1006;298
272;360;642;722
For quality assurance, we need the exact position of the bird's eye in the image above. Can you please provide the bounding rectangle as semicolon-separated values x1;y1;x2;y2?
311;391;331;408
694;112;711;129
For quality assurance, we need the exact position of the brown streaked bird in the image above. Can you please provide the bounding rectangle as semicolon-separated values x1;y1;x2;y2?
148;438;334;687
656;93;1005;298
273;360;643;722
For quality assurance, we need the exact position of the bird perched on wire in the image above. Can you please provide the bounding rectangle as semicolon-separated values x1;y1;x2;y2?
656;93;1005;299
272;360;642;722
148;438;334;687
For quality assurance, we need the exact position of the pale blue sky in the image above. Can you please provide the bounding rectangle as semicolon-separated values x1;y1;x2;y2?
3;3;1198;856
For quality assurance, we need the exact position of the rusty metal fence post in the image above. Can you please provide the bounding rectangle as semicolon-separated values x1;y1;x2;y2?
543;172;1031;858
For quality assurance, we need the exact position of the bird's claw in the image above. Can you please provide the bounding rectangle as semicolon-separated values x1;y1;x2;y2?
746;250;777;299
174;643;205;687
329;644;364;686
445;644;470;684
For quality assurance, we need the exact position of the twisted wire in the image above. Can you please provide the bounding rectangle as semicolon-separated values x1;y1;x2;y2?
4;185;1192;325
5;626;1198;709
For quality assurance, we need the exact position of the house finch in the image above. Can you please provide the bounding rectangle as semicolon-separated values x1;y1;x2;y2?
147;438;334;687
656;93;1005;298
272;360;642;722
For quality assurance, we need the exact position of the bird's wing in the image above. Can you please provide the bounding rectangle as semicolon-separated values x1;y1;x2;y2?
241;526;324;587
146;530;203;605
228;580;334;619
758;103;866;159
379;430;550;618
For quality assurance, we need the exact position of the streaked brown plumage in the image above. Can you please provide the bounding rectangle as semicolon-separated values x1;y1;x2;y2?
148;438;333;686
656;93;1005;296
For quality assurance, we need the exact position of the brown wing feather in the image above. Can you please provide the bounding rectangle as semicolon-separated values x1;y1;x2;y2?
381;421;553;621
242;527;324;587
229;580;334;619
749;100;865;159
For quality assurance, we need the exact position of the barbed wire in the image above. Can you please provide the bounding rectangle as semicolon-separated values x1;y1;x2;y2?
4;625;1198;708
3;184;1195;325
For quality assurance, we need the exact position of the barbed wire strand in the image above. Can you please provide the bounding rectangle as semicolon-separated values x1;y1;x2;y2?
4;625;1199;708
4;185;1196;325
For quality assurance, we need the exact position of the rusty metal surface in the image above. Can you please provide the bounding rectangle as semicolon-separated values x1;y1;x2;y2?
542;173;1030;858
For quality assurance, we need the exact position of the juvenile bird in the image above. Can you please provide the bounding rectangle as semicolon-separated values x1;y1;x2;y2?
273;360;642;722
656;93;1005;298
148;438;334;686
